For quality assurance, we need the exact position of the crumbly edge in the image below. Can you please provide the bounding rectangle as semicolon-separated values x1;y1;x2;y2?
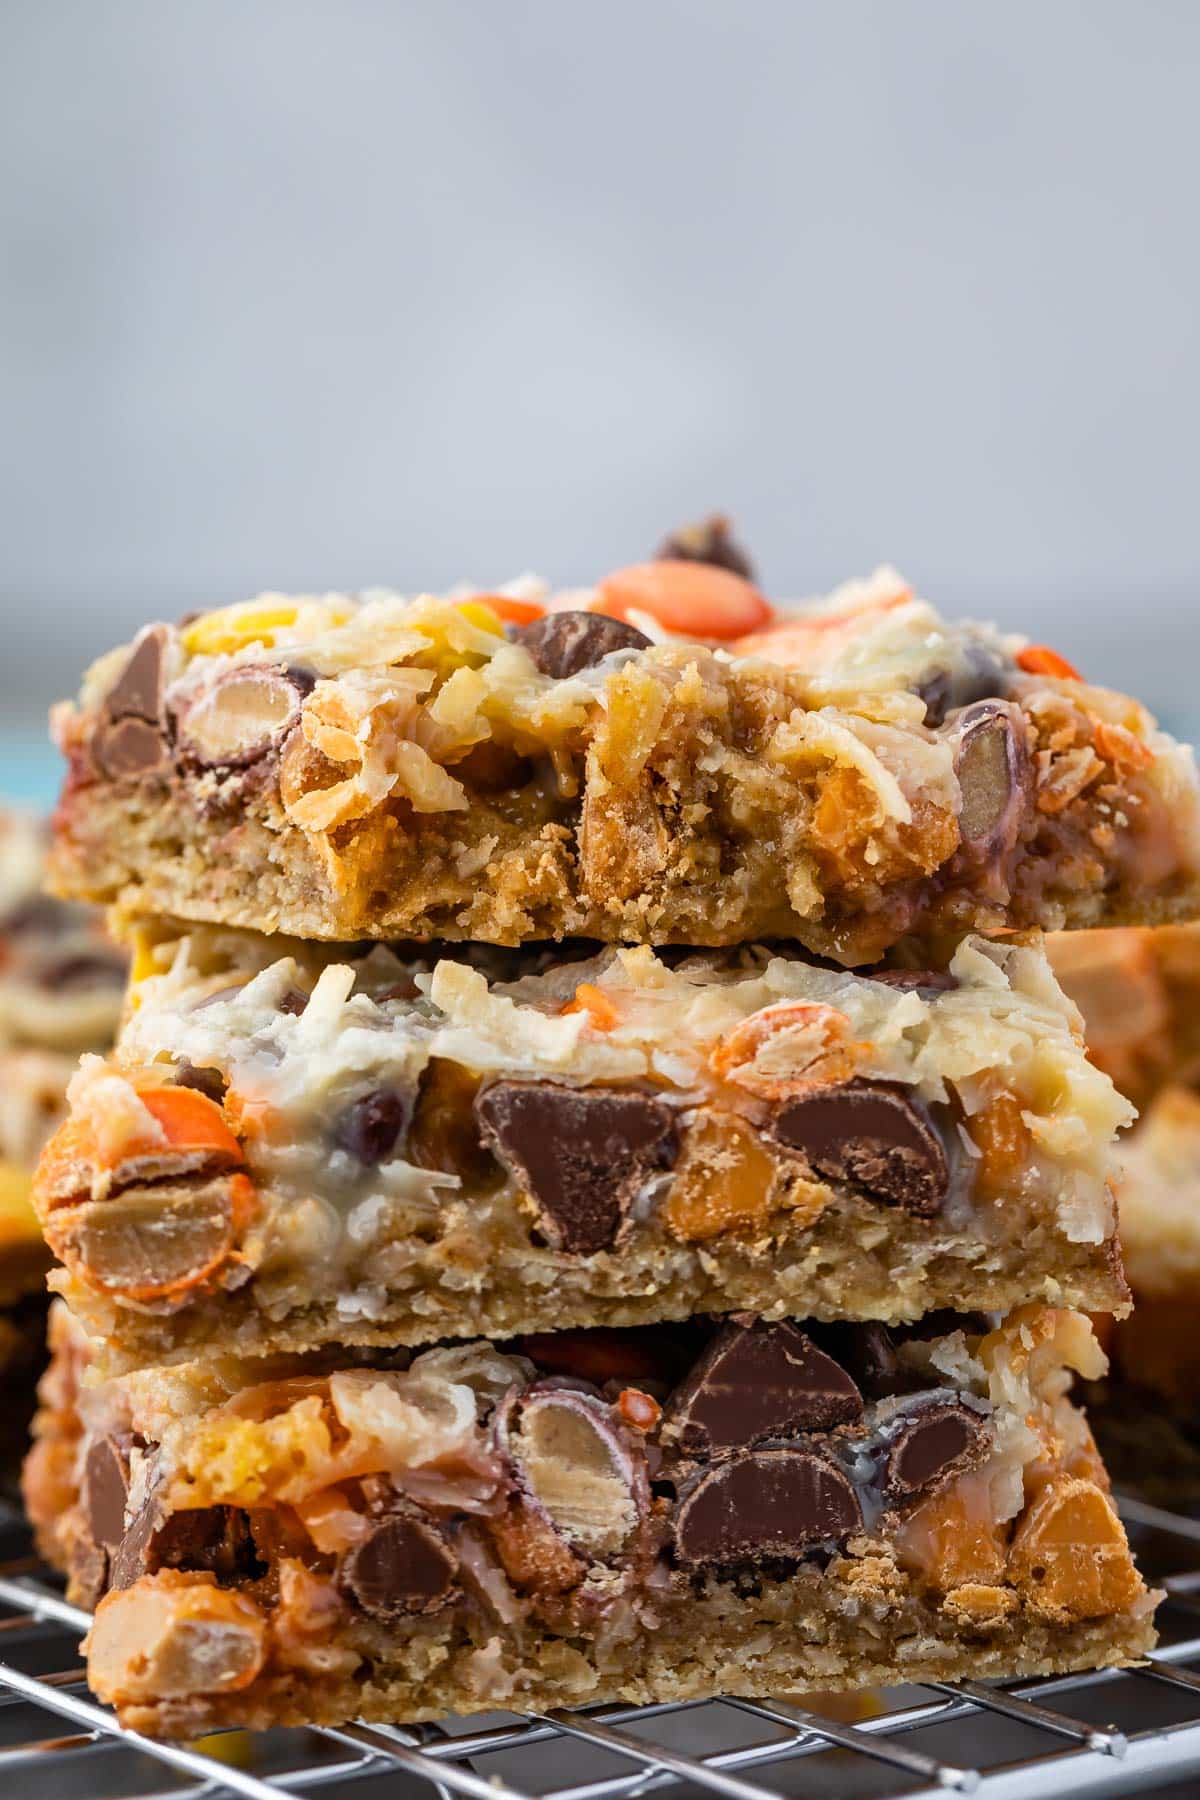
51;1186;1128;1376
101;1579;1156;1740
48;751;1200;950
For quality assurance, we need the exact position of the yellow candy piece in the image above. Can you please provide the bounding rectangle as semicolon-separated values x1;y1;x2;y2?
455;600;507;637
0;1162;40;1240
182;600;302;657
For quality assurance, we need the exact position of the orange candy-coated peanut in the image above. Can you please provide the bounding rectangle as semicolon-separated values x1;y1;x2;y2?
1016;644;1082;681
617;1387;662;1432
138;1086;245;1164
593;560;771;640
895;1478;1008;1592
664;1111;797;1241
709;1000;862;1100
1007;1476;1142;1622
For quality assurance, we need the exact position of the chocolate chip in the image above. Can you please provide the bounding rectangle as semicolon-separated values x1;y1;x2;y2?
656;514;756;582
866;969;959;995
174;1060;229;1105
518;611;651;680
104;626;167;723
773;1080;948;1217
661;1319;862;1457
949;700;1031;865
881;1400;989;1503
475;1083;679;1254
333;1088;411;1165
93;626;170;778
93;714;167;778
68;1534;110;1611
340;1511;459;1618
278;987;309;1016
153;1505;261;1580
36;949;127;992
810;1322;923;1401
82;1436;130;1550
110;1491;259;1589
673;1448;862;1566
915;636;1010;727
109;1491;163;1589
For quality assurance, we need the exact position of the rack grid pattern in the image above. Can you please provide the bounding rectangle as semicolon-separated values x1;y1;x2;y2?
2;1492;1200;1799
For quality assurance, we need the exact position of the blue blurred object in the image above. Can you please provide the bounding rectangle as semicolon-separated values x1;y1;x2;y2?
0;733;62;811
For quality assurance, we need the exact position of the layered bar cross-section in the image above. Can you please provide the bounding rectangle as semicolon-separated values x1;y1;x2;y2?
47;563;1200;960
23;1306;1154;1737
33;925;1131;1371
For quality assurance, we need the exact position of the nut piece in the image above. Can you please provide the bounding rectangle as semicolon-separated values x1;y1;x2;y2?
508;1388;644;1560
674;1448;862;1567
339;1509;459;1620
518;610;651;679
660;1319;863;1458
475;1082;679;1254
178;665;305;769
880;1400;989;1505
949;700;1032;865
772;1080;949;1216
1007;1476;1143;1623
87;1572;267;1703
47;1174;252;1302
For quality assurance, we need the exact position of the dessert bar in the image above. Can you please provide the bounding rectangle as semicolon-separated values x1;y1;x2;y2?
24;1307;1154;1739
33;926;1131;1371
47;556;1200;960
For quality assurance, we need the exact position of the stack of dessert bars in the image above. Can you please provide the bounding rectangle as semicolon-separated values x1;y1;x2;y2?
21;525;1200;1739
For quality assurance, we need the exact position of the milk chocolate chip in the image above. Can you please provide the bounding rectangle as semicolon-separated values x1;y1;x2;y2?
174;1061;229;1105
773;1080;948;1216
111;1494;258;1589
82;1436;130;1550
950;699;1031;865
475;1082;679;1253
674;1448;862;1566
656;514;756;582
915;636;1010;728
661;1319;863;1458
881;1399;989;1503
519;611;651;680
340;1511;459;1619
94;626;169;778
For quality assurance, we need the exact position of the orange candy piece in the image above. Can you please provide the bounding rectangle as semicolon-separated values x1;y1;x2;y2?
1007;1476;1142;1622
138;1085;245;1165
465;593;546;626
664;1111;784;1241
895;1479;1008;1591
1016;644;1082;681
561;983;621;1031
592;560;771;640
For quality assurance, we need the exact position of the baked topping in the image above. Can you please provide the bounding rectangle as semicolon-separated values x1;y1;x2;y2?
475;1082;679;1253
773;1080;949;1216
518;610;651;679
660;1319;863;1457
673;1448;863;1566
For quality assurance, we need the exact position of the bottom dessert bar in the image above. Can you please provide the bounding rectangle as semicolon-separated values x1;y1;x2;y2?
24;1305;1154;1739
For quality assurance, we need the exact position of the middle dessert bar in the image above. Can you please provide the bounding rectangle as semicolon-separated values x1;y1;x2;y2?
34;924;1131;1369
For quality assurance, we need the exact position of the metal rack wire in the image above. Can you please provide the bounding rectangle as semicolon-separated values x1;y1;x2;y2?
2;1492;1200;1800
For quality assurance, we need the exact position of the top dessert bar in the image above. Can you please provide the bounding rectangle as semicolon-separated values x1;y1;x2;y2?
48;546;1200;959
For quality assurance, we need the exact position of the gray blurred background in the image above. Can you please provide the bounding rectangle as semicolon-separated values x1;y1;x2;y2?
2;0;1198;798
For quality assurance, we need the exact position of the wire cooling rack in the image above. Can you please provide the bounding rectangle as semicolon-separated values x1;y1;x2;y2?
2;1494;1200;1800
